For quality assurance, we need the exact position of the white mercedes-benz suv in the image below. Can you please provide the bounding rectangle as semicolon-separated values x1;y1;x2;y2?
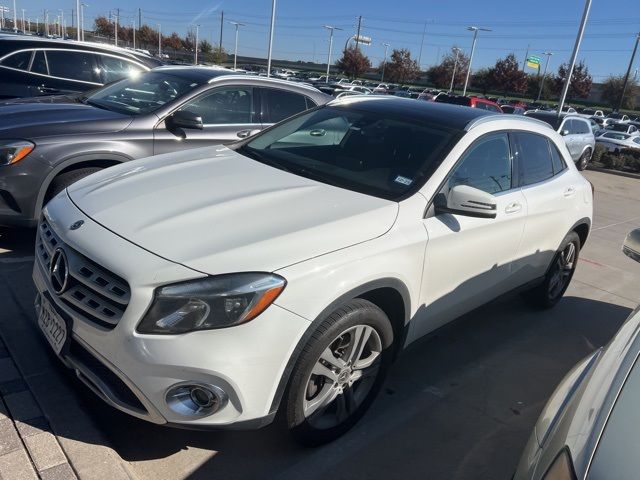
33;97;593;444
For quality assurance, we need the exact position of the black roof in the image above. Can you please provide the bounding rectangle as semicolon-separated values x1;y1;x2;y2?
332;96;495;130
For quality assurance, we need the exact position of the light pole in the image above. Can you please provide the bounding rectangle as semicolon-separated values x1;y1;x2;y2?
194;24;200;64
21;8;24;32
80;3;88;41
59;9;64;37
132;20;135;49
462;26;491;96
266;0;276;77
229;21;245;71
76;0;80;40
12;0;16;32
449;47;461;93
114;9;118;46
323;25;342;82
617;32;640;112
381;42;390;82
157;24;161;57
558;0;592;114
536;52;554;102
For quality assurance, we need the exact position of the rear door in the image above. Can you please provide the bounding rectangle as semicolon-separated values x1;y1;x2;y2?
153;85;260;154
35;50;103;96
512;132;575;280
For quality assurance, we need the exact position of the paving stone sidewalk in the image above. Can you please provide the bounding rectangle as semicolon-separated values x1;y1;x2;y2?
0;342;76;480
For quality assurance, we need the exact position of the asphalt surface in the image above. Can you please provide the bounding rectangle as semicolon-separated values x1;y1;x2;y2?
0;169;638;480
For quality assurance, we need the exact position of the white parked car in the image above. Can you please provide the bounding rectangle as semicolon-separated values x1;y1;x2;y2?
596;131;640;152
514;229;640;480
33;97;593;445
579;108;605;118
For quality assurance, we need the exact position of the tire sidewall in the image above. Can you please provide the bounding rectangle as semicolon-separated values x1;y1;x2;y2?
543;231;581;306
285;300;394;445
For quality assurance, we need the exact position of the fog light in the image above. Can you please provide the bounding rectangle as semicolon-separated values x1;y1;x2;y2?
165;383;228;417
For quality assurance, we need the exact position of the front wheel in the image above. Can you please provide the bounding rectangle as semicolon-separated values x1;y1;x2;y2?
522;231;581;309
285;299;394;446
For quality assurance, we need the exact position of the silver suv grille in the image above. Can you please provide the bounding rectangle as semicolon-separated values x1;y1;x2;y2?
36;220;131;329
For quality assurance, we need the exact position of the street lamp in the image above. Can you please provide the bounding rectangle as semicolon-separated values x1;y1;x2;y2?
80;3;88;41
59;9;64;37
266;0;276;77
132;20;136;49
617;32;640;112
462;26;491;96
536;52;554;102
12;0;16;33
381;42;390;82
194;24;200;64
229;21;245;71
76;0;80;40
449;47;461;93
157;23;161;57
323;25;342;83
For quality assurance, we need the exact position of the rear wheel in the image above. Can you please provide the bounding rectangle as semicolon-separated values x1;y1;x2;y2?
45;167;103;203
285;299;394;446
576;149;591;171
522;231;581;309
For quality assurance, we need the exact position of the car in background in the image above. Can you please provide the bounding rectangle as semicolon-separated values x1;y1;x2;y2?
606;112;630;123
33;97;592;445
579;108;605;118
500;105;526;115
334;85;372;96
0;36;162;99
596;131;640;152
524;111;595;170
0;67;330;227
514;228;640;480
598;122;639;136
435;94;503;113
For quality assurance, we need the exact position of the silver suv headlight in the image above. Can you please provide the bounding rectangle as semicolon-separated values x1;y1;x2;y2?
0;140;35;166
137;273;286;334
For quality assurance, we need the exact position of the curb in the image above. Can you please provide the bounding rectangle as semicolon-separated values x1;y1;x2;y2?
587;165;640;180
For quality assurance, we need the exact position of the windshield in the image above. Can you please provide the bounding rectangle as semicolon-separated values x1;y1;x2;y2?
608;113;624;119
86;71;203;115
237;106;461;201
603;132;629;140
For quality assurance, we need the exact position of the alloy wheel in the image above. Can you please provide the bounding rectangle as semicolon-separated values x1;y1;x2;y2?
548;242;577;300
303;324;382;429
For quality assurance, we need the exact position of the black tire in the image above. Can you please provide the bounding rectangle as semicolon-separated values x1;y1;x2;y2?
285;299;394;446
576;149;591;171
522;231;581;309
45;167;103;203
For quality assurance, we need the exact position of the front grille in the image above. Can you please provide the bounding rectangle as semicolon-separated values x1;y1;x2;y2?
36;220;131;329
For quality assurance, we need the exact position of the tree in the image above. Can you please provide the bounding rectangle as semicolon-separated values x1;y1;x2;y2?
164;32;183;55
183;30;197;51
382;48;420;84
600;75;639;110
526;74;557;101
336;47;371;79
425;47;469;91
470;68;493;95
212;46;228;65
490;53;528;94
137;25;157;49
94;16;114;38
554;61;592;99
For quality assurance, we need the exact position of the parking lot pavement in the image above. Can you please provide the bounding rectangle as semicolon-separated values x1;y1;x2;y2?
0;169;638;480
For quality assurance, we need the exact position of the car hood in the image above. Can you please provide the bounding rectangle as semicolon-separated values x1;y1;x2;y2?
66;146;398;274
0;101;133;138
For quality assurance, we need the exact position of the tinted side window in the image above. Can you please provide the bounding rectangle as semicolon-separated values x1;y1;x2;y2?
1;51;32;70
46;50;99;82
264;89;308;123
98;55;143;83
447;132;512;194
575;120;590;134
549;142;567;174
561;119;576;134
31;50;47;74
181;87;253;124
514;132;554;186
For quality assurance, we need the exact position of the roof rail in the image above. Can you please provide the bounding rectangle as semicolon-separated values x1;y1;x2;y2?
465;114;553;131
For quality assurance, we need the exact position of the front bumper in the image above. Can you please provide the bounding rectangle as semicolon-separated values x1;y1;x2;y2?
0;157;52;227
33;191;311;427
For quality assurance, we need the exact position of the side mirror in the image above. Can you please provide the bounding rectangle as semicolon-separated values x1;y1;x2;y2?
560;129;570;136
623;229;640;263
435;185;497;219
166;110;203;131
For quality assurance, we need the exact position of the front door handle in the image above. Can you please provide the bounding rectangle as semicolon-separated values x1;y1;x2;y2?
505;202;522;214
563;186;576;197
237;129;254;138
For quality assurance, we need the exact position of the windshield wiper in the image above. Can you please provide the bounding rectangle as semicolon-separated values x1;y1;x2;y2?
238;147;292;173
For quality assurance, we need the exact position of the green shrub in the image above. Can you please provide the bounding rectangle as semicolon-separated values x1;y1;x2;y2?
600;148;640;172
592;143;607;164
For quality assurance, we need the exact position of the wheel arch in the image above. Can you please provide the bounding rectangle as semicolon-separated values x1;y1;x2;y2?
572;218;591;249
35;153;131;220
268;278;411;417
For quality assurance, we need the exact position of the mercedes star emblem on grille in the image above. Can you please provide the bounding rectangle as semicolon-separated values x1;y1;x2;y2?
49;248;70;295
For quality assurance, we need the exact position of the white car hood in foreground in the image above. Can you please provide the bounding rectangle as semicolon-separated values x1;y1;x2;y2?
67;146;398;274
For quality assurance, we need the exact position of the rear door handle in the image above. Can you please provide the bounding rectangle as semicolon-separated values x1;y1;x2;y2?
505;202;522;214
38;86;60;94
563;186;576;197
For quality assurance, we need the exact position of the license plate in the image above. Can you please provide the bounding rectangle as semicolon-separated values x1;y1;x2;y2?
37;297;68;355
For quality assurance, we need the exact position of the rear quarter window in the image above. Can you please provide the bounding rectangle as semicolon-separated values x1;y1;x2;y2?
0;50;32;70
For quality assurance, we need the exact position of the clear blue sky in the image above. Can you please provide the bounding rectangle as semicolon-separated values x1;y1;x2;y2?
10;0;640;81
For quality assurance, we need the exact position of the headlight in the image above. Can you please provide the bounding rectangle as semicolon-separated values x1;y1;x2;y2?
541;449;577;480
0;140;35;166
137;273;286;334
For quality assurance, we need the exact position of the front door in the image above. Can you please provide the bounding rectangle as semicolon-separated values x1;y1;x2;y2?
153;86;260;155
413;132;528;340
